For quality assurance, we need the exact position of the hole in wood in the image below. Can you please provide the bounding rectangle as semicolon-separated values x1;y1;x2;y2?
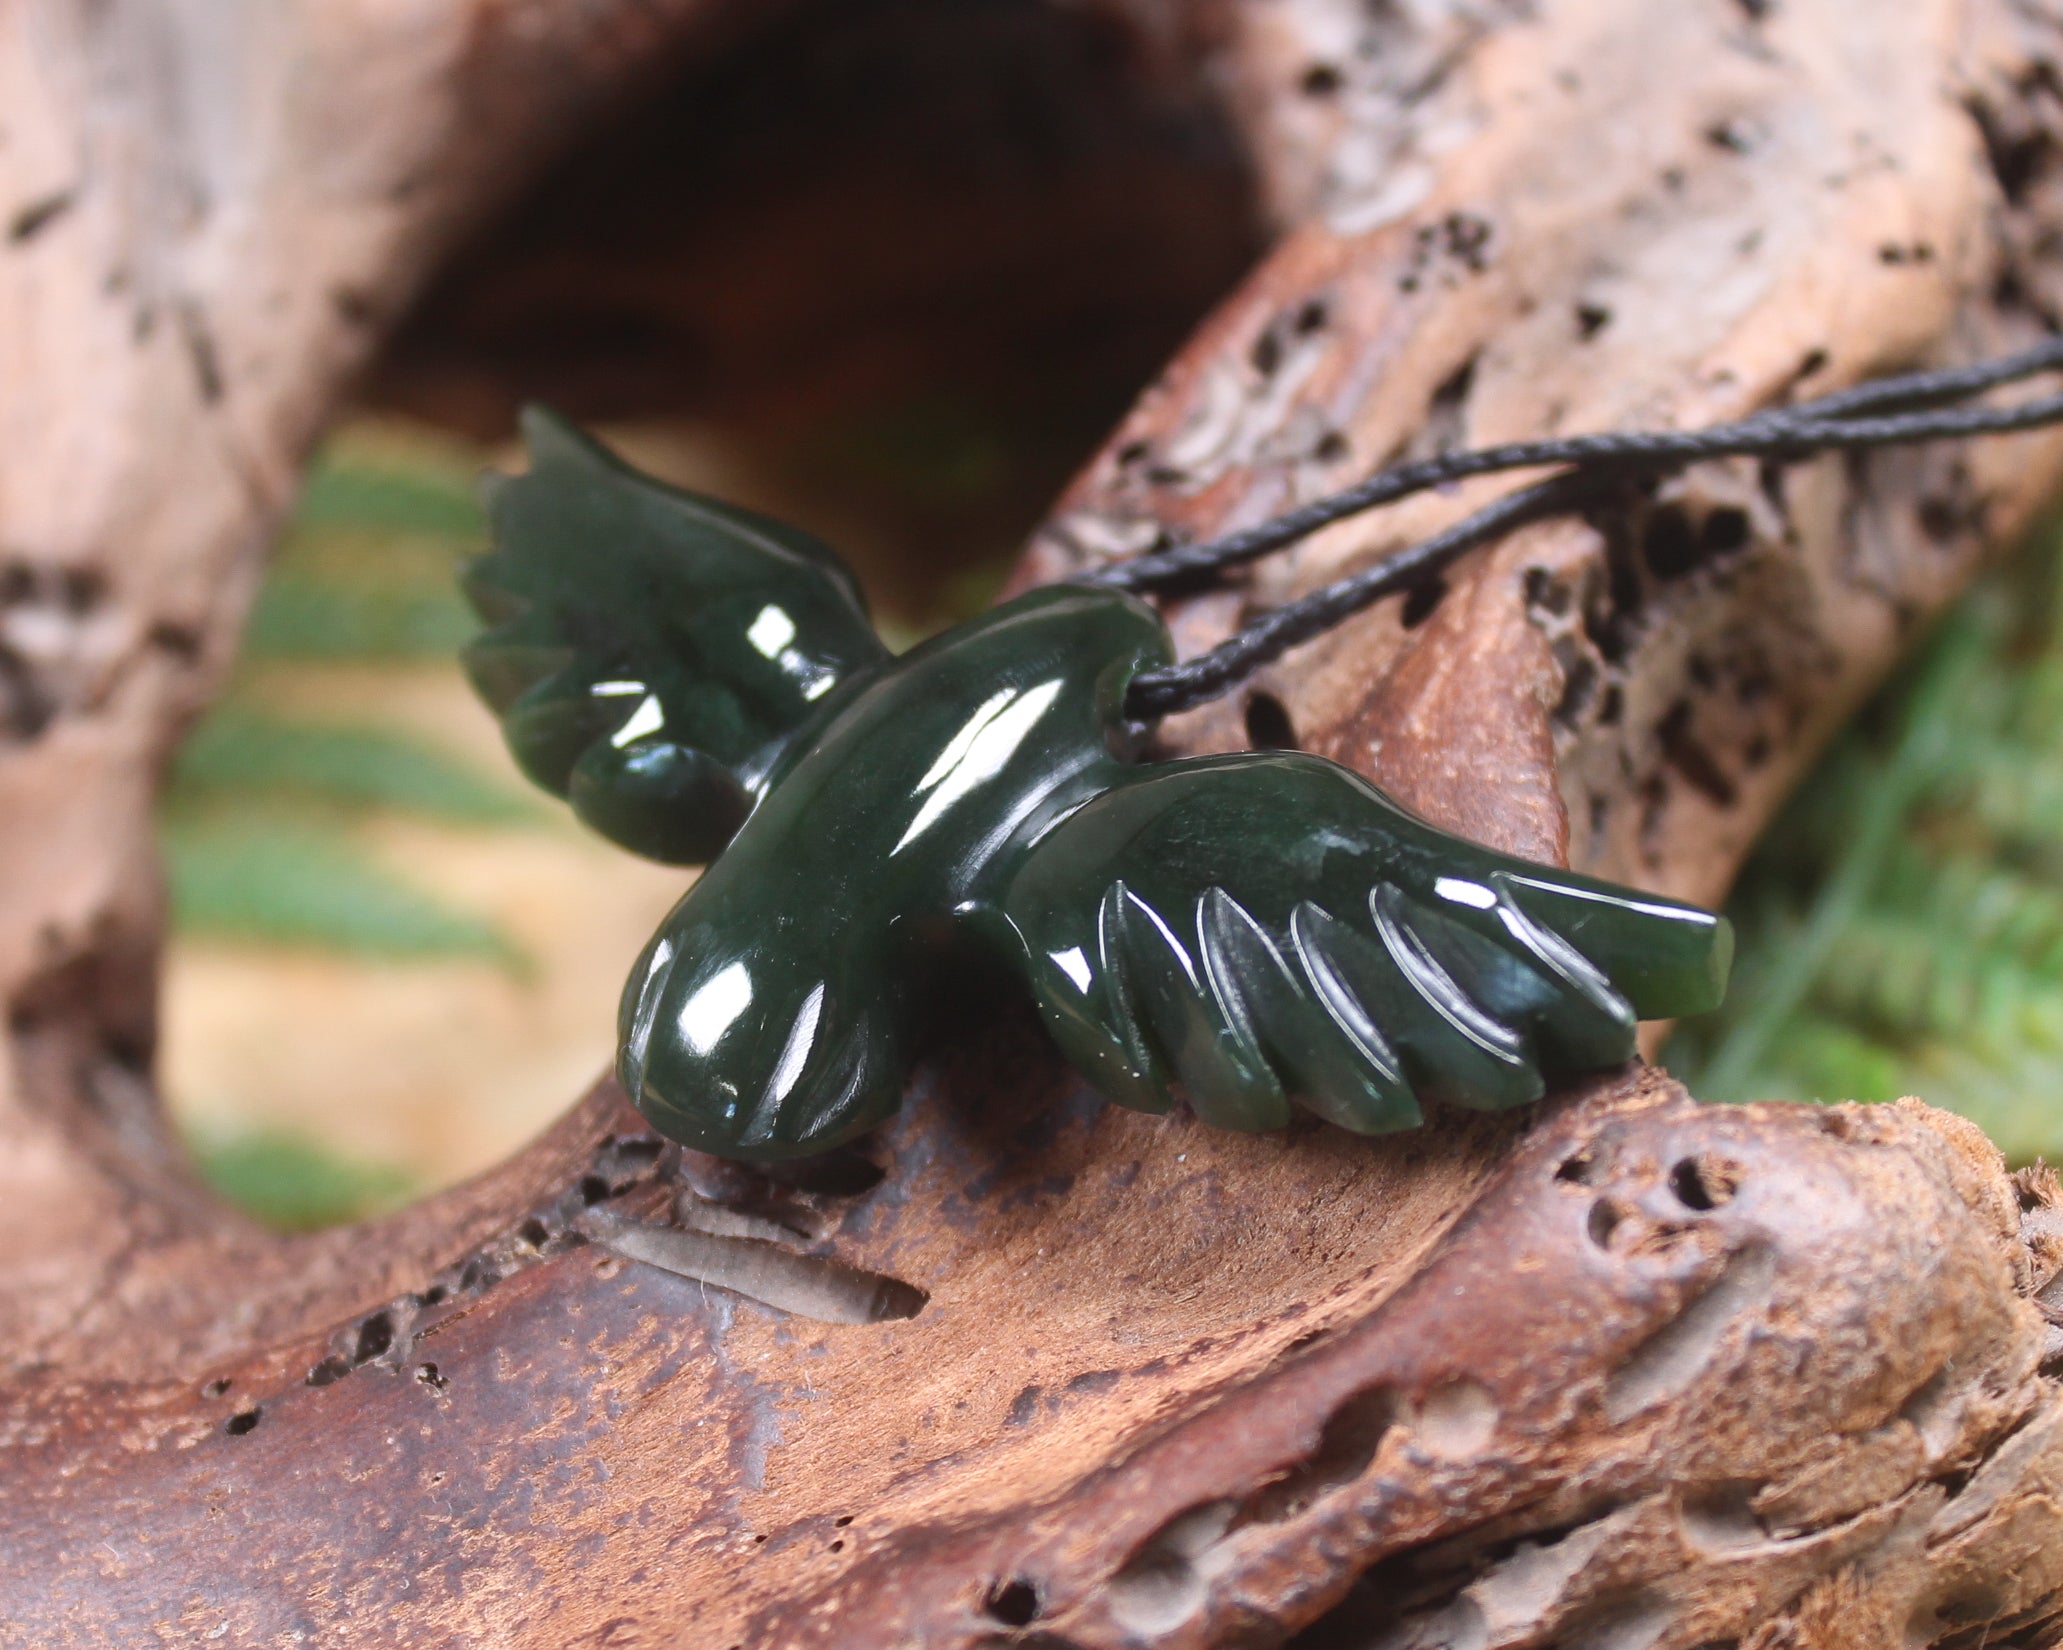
1678;1480;1775;1553
1641;506;1703;580
1244;692;1298;750
8;191;74;244
1411;1378;1497;1460
1400;579;1447;629
1106;1501;1236;1636
1923;1581;2009;1632
1657;699;1737;807
354;1312;394;1364
983;1578;1041;1626
1702;506;1750;557
1425;357;1476;450
1557;1150;1600;1185
1896;1364;1961;1457
1248;1385;1396;1523
1814;1108;1859;1141
1669;1156;1735;1211
1604;1245;1777;1423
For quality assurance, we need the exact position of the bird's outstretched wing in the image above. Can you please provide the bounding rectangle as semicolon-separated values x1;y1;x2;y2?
461;408;890;863
991;750;1730;1133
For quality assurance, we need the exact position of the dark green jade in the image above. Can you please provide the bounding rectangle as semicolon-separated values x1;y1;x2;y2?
463;411;1732;1162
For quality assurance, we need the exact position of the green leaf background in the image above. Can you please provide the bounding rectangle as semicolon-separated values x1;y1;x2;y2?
170;431;536;1226
1669;533;2063;1165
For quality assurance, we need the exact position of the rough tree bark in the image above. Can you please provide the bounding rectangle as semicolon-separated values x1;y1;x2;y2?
5;2;2063;1647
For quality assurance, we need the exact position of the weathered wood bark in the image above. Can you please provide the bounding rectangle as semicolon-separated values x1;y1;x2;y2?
6;2;2063;1647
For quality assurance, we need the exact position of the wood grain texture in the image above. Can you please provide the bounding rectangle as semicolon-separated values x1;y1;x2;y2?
6;2;2063;1645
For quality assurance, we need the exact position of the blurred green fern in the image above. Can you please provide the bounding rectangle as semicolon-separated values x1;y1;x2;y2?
164;818;524;971
175;711;534;826
1669;530;2063;1163
243;439;482;660
166;425;529;1225
187;1122;416;1231
165;432;527;972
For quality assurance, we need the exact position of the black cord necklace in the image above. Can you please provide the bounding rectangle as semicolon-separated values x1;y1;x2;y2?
1109;336;2063;720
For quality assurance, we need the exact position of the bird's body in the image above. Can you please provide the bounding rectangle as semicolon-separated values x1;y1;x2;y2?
615;583;1165;1157
464;412;1731;1163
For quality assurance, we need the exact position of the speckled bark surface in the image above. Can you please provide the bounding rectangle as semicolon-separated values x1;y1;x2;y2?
6;2;2063;1646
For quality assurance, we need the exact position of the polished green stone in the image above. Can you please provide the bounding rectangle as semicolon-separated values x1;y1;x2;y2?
464;411;1732;1161
461;412;886;865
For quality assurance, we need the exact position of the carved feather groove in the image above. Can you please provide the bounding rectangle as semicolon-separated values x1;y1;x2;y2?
1070;871;1648;1131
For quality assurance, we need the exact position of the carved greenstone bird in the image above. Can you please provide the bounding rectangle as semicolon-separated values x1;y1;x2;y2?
461;411;1731;1163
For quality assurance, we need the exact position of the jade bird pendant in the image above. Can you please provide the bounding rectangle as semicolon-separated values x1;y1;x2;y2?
461;411;1733;1163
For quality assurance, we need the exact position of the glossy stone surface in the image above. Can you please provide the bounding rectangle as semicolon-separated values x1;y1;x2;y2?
464;413;1733;1161
993;758;1729;1136
463;411;888;864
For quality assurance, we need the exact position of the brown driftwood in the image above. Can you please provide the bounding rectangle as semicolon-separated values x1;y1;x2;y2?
7;2;2063;1647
